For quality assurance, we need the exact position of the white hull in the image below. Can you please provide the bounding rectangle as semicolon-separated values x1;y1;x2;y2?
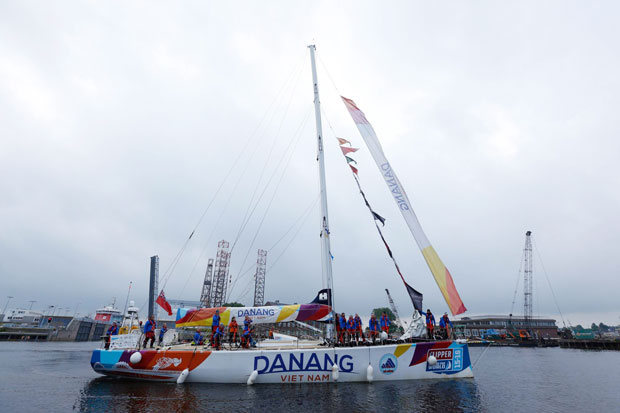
91;340;473;384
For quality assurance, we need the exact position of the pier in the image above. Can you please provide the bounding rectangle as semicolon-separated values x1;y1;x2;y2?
559;339;620;350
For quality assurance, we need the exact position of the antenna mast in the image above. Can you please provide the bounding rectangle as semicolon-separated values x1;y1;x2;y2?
212;240;231;307
200;258;214;307
523;231;533;332
385;289;405;329
253;249;267;306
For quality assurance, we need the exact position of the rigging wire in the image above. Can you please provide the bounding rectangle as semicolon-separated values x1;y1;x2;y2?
170;56;308;299
231;61;307;252
226;108;312;302
509;249;525;317
317;51;341;96
158;52;307;293
232;194;320;304
268;193;321;252
532;238;567;328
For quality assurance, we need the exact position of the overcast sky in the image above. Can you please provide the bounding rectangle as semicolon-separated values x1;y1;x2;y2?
1;1;618;326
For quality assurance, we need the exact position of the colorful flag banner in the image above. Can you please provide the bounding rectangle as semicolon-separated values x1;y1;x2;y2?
337;137;351;146
340;146;359;155
345;156;357;164
176;304;332;328
341;96;466;315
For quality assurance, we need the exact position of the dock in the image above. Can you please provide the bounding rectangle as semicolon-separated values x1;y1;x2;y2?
559;339;620;350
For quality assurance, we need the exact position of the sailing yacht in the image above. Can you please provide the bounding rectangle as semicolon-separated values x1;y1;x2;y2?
90;45;473;384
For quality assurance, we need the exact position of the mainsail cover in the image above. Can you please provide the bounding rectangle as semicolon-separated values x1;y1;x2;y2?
341;96;467;315
176;303;332;328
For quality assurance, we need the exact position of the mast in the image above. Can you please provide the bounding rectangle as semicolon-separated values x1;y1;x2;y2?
308;45;334;316
523;231;533;334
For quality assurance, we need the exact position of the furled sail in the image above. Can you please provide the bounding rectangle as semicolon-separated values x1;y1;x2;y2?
176;303;332;328
341;96;466;315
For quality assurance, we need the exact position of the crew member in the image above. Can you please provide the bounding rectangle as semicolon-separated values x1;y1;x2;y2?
213;324;224;350
380;312;390;335
338;313;346;344
211;309;221;344
143;315;156;348
159;323;168;346
368;313;379;344
105;322;118;349
228;316;239;345
354;313;364;342
241;324;253;348
194;329;204;345
243;315;252;336
420;309;436;339
439;312;453;339
347;315;356;344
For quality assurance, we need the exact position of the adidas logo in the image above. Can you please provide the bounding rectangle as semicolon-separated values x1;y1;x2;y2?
381;358;396;369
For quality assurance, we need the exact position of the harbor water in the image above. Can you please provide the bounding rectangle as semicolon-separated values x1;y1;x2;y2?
1;341;618;412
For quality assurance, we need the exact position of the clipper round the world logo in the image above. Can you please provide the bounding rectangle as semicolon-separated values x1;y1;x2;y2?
379;354;398;375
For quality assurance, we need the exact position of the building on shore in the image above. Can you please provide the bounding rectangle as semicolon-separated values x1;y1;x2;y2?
454;315;559;339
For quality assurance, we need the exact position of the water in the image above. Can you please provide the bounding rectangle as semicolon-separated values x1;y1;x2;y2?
1;342;619;412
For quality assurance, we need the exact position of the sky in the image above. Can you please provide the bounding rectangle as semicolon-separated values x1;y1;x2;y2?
1;1;619;327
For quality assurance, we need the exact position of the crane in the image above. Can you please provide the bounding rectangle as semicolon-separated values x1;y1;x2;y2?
385;288;406;329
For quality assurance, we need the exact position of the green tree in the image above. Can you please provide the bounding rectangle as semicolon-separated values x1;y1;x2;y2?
371;307;399;334
591;323;599;331
223;302;244;307
599;323;609;332
574;324;584;331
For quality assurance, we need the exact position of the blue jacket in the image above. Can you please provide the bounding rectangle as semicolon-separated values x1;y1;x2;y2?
369;318;379;331
354;317;361;330
194;331;203;343
144;320;155;333
107;325;118;335
159;326;167;339
338;316;346;330
213;313;221;327
421;312;436;326
439;317;453;328
380;315;389;329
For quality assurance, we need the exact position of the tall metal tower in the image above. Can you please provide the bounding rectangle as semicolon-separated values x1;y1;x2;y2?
253;249;267;306
200;258;214;307
148;255;159;320
211;240;231;308
523;231;533;330
385;289;404;329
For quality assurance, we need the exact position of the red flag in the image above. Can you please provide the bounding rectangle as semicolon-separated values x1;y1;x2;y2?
340;146;359;155
350;165;358;175
156;290;173;316
337;137;351;146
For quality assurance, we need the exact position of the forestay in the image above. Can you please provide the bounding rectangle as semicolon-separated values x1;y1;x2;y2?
341;96;466;315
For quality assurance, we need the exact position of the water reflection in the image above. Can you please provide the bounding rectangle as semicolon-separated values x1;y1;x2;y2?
78;378;481;412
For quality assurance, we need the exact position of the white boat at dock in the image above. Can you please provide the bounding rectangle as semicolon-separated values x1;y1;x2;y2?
91;45;473;384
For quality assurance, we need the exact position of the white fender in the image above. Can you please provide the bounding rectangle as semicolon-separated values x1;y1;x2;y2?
129;352;142;364
427;355;437;366
177;368;189;384
331;364;339;381
366;364;374;382
247;370;258;385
